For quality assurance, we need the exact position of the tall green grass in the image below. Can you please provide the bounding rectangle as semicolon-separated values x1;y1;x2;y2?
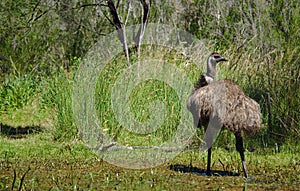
51;73;77;141
0;44;298;148
94;48;188;146
0;75;38;112
219;46;300;144
0;72;77;141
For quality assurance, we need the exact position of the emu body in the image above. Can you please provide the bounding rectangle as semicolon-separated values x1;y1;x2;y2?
187;53;261;178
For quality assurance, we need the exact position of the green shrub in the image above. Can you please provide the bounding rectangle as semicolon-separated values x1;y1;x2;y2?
0;75;38;111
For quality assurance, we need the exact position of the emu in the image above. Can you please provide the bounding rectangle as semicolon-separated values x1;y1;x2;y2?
187;53;261;178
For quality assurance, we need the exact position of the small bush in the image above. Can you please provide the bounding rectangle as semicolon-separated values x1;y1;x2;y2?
0;75;38;111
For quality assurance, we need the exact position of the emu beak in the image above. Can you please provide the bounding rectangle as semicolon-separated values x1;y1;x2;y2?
218;57;228;62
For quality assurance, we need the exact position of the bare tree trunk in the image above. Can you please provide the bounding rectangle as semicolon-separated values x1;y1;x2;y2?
105;0;151;62
133;0;151;48
107;0;126;49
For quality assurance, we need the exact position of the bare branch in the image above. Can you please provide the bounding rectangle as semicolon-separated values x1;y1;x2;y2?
116;0;121;9
102;0;151;64
134;0;151;48
88;142;183;152
71;3;107;10
107;0;122;31
106;0;130;65
100;6;116;28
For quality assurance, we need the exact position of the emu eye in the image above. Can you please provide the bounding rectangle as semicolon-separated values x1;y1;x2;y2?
214;55;221;59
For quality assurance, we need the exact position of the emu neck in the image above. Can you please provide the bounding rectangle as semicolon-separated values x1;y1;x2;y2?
206;59;216;79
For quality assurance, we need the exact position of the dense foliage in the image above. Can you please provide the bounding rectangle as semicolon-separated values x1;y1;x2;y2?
0;0;299;143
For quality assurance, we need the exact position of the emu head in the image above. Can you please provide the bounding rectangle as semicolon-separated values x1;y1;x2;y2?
206;52;227;80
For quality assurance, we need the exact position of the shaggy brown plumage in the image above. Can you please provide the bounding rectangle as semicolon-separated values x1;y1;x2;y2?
188;79;261;134
187;53;261;178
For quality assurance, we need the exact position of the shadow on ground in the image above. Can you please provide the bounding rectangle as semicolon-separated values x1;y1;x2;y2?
169;164;239;177
0;123;42;138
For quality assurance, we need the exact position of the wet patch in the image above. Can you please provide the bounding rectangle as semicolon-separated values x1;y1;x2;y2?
0;123;42;138
169;164;239;176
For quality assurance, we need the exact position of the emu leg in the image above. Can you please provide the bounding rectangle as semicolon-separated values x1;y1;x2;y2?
235;133;248;178
206;147;212;176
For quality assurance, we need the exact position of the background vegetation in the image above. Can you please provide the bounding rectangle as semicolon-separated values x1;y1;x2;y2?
0;0;299;190
0;0;299;146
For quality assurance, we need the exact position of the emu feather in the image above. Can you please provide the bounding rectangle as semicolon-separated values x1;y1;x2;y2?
187;53;262;178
